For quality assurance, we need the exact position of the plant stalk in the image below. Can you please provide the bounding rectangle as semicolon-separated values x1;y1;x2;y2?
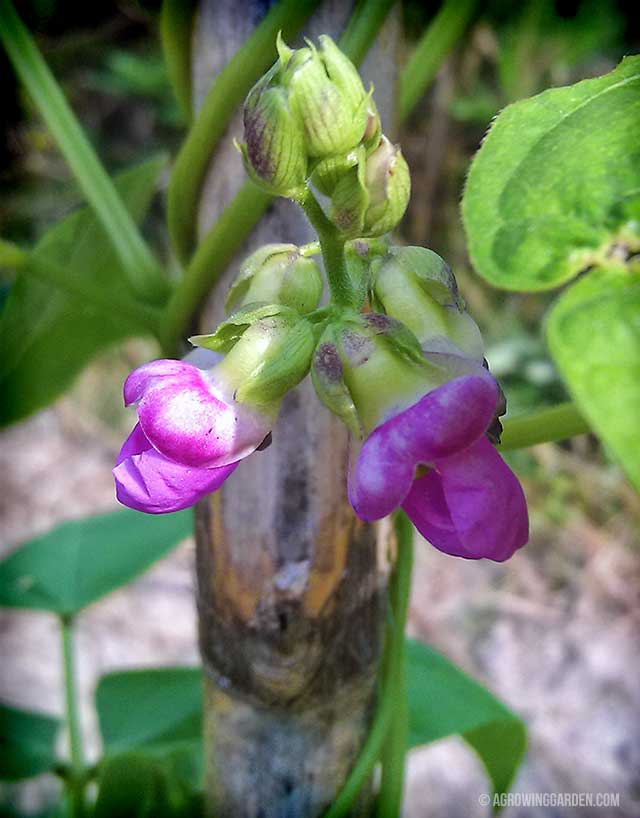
399;0;478;121
60;615;85;818
297;187;355;309
499;401;590;450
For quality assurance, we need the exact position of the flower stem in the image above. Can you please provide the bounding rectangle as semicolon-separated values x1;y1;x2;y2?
60;615;85;818
377;511;413;817
0;0;168;304
296;187;356;309
399;0;479;121
499;401;590;450
324;512;414;818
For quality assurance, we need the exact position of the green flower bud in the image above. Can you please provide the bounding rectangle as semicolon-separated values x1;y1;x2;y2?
191;307;315;409
226;244;323;315
240;64;307;196
330;136;411;238
370;246;484;360
280;34;371;158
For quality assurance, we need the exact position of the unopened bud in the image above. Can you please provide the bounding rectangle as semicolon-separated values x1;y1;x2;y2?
240;65;307;195
330;136;410;238
226;244;323;315
371;246;484;359
282;34;370;158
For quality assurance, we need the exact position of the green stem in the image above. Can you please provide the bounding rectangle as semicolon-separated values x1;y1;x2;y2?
166;0;321;264
338;0;397;67
499;401;590;450
399;0;478;121
0;0;168;304
1;240;162;335
377;511;413;818
160;0;197;125
297;187;355;309
325;511;414;818
162;182;273;354
60;616;85;818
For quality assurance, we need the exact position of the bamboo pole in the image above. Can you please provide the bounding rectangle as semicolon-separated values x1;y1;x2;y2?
192;3;399;814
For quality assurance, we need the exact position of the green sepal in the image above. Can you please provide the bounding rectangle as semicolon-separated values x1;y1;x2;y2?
310;151;360;197
329;146;369;237
236;317;315;405
371;246;463;310
189;303;296;354
311;322;362;436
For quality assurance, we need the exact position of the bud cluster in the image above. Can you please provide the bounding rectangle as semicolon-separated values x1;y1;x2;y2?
114;35;528;564
238;34;410;239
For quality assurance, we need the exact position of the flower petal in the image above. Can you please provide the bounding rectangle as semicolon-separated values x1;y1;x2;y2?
349;373;498;521
127;359;270;468
402;437;528;561
123;359;195;406
113;423;238;514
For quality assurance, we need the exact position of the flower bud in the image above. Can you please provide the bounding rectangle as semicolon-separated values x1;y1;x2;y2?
330;136;410;238
191;308;315;408
280;34;371;158
371;246;485;360
240;65;307;195
226;244;323;315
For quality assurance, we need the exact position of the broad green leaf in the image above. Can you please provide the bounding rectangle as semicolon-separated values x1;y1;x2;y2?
0;155;165;426
0;703;59;780
0;509;191;615
406;639;526;796
462;56;640;291
546;266;640;490
96;668;202;756
93;751;202;818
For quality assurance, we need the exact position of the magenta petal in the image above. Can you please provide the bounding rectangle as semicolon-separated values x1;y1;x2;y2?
126;359;270;468
123;359;197;406
349;374;498;521
113;423;238;514
402;437;528;561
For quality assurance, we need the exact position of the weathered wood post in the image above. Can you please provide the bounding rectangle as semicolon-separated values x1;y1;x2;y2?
192;3;399;814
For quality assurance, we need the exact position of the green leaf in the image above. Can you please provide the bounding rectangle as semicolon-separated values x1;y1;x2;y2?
93;751;202;818
0;155;165;426
96;668;202;756
0;702;59;780
546;266;640;490
0;509;191;615
462;56;640;291
406;639;526;797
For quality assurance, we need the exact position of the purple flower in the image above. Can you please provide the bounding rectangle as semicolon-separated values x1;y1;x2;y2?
348;362;528;562
113;358;272;514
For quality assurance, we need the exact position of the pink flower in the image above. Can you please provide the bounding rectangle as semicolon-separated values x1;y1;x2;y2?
113;358;272;514
348;360;528;561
